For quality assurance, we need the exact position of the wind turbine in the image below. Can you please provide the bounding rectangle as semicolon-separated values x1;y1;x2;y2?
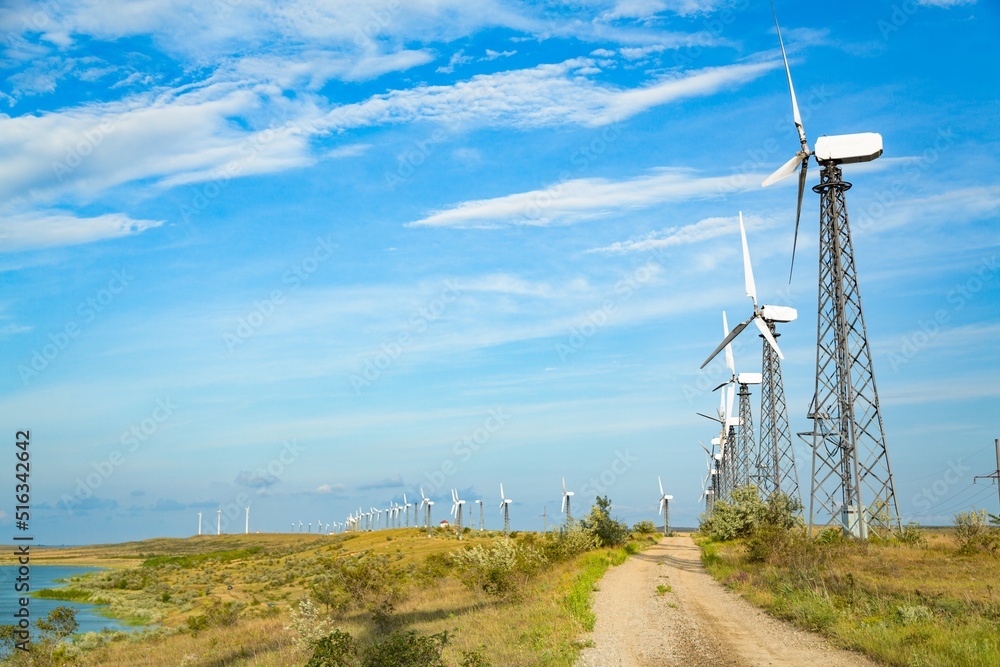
698;315;741;502
420;487;434;536
698;442;717;514
710;315;762;492
197;512;202;536
403;494;411;527
765;3;899;538
450;489;466;539
702;213;801;503
658;477;674;535
245;504;251;535
216;507;221;536
561;477;575;525
499;483;512;534
475;499;485;531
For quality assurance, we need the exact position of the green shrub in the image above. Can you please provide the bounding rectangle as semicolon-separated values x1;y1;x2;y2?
311;551;409;629
305;629;466;667
286;598;333;651
452;538;546;602
954;510;999;554
362;630;449;667
305;629;356;667
540;528;596;562
579;496;629;547
699;485;801;542
896;522;927;546
631;520;656;534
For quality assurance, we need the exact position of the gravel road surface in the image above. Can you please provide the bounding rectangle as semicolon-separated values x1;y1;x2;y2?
577;535;881;667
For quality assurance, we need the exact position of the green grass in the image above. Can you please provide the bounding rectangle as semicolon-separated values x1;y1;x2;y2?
655;584;671;595
564;546;638;631
697;530;1000;667
33;587;94;602
141;547;263;568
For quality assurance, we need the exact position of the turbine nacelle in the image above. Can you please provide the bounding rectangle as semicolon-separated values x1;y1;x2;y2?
737;372;762;385
760;304;797;323
814;133;883;166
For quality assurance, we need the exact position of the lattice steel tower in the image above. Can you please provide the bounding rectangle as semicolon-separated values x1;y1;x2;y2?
758;327;800;502
802;165;899;537
763;7;900;537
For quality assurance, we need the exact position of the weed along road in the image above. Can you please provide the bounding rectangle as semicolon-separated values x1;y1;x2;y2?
578;535;879;667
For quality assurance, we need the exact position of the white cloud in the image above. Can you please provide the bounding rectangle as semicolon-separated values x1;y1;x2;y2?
321;59;778;132
0;211;162;252
916;0;975;6
406;168;761;229
0;81;319;204
588;215;739;254
603;0;726;20
437;50;473;74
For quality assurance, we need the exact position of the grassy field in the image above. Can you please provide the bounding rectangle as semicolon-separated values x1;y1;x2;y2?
2;528;654;666
697;528;1000;667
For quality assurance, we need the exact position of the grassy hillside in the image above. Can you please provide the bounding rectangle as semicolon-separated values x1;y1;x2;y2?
3;527;655;666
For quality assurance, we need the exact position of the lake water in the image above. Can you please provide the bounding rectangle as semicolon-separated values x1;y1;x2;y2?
0;565;139;635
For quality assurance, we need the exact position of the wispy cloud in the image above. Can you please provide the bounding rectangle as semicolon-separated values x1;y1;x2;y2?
406;168;760;229
320;59;779;132
587;214;742;254
0;211;162;252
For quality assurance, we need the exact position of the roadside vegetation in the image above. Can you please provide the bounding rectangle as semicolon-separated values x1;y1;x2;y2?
0;497;654;667
697;485;1000;667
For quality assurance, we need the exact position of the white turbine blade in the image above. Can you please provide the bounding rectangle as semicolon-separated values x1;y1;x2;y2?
697;412;722;424
560;494;566;514
739;212;757;306
698;440;711;456
771;1;808;152
658;500;663;516
500;483;505;500
722;311;734;373
762;152;803;187
701;317;751;369
562;477;566;493
726;385;735;423
754;316;784;360
789;158;809;282
658;476;664;496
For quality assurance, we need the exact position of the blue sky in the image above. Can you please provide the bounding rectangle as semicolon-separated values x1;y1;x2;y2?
0;0;997;544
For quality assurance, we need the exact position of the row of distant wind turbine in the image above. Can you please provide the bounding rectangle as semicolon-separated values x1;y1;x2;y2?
697;2;900;539
333;478;576;538
697;213;799;512
194;475;675;536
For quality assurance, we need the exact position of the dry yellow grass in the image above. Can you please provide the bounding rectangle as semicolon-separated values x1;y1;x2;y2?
11;529;609;666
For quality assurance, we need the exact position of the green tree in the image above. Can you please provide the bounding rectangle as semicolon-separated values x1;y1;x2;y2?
579;496;629;547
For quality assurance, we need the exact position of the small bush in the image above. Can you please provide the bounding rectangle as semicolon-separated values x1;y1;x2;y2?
896;522;926;546
362;630;448;667
305;629;355;667
631;520;656;534
699;486;802;542
452;538;546;602
286;598;333;651
540;529;596;562
954;510;999;554
305;629;480;667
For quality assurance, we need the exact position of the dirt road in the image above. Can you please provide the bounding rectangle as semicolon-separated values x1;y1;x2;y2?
577;535;880;667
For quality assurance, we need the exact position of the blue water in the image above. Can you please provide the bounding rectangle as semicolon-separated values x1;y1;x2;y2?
0;565;139;635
